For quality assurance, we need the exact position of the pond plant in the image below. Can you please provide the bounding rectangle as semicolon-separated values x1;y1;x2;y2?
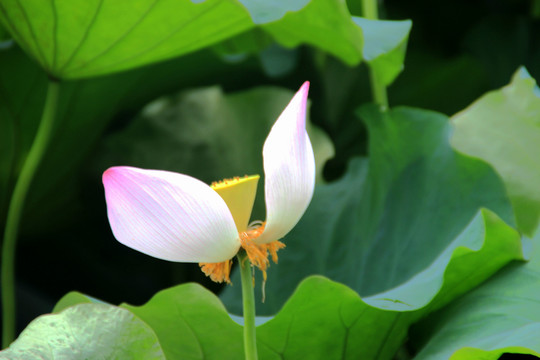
0;0;539;359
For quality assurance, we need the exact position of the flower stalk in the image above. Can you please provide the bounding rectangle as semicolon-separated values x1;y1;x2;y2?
2;80;60;347
238;251;258;360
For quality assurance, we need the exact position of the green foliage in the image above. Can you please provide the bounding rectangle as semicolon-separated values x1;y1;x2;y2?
1;0;540;359
0;0;253;78
262;0;363;65
0;0;368;79
353;17;412;86
0;44;265;234
452;68;540;236
16;238;530;360
0;304;165;359
122;284;244;360
411;238;540;359
222;105;518;315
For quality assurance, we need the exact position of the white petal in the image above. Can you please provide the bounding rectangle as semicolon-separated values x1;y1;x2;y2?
257;82;315;244
102;166;240;263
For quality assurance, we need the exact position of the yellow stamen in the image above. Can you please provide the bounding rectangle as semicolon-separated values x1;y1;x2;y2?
199;260;233;284
198;222;285;286
239;222;286;282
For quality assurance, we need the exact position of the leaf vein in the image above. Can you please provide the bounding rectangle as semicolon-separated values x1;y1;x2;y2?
50;0;58;69
14;0;49;71
339;305;366;360
61;0;160;74
56;0;104;74
0;3;33;56
64;1;235;77
374;313;401;360
175;305;205;358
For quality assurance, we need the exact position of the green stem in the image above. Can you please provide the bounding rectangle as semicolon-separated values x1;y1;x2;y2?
362;0;389;109
237;252;258;360
2;80;60;347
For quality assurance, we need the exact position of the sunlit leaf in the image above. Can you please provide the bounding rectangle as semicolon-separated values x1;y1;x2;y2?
0;0;364;79
0;303;165;359
451;67;540;236
0;0;254;78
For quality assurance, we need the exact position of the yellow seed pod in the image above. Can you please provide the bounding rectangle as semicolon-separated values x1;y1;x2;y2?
211;175;260;233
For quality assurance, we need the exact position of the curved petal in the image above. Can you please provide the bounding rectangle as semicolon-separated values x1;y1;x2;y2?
103;166;240;263
257;82;316;244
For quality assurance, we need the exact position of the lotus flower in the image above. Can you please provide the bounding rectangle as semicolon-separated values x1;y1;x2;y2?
102;82;315;283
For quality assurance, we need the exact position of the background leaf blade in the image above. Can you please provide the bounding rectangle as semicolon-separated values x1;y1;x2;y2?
451;67;540;236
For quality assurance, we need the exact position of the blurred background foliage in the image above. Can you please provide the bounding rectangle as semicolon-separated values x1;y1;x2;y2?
0;0;538;337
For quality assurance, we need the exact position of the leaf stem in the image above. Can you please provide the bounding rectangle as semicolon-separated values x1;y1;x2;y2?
237;252;258;360
362;0;389;109
2;79;60;347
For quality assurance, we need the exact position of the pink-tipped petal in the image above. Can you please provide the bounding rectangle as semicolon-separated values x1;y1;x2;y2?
103;167;240;263
257;82;316;244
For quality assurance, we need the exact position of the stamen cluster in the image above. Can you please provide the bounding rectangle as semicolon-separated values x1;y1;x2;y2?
199;222;285;284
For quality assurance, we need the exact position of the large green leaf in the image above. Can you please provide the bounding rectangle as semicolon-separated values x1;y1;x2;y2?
411;237;540;359
0;0;254;78
95;85;334;220
0;0;365;79
122;284;244;360
55;279;396;360
0;303;165;359
451;68;540;236
51;243;525;360
256;210;524;360
222;105;518;315
48;209;523;360
362;208;523;312
353;17;412;86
